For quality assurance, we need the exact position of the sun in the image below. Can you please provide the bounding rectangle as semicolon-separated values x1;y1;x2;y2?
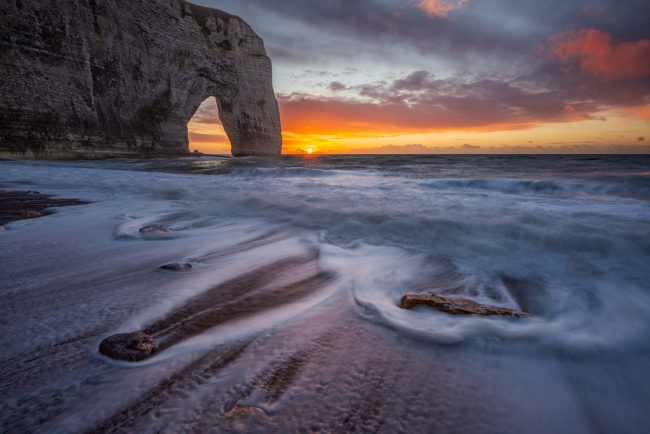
306;148;313;154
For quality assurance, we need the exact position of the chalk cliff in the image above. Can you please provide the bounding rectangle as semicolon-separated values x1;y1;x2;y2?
0;0;282;158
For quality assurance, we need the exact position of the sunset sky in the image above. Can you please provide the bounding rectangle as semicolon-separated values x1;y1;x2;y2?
188;0;650;154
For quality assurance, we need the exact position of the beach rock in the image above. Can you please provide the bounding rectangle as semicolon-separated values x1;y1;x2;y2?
160;262;193;271
139;224;173;234
400;294;531;318
12;210;41;218
225;406;267;419
0;0;282;159
99;332;158;362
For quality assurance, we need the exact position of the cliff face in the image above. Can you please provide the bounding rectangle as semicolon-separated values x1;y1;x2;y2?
0;0;282;158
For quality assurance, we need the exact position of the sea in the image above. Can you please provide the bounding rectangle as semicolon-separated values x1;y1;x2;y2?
1;154;649;432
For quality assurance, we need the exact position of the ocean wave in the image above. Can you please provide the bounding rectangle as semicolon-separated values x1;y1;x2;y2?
343;244;650;354
208;167;337;178
420;178;569;194
2;158;649;353
418;176;650;200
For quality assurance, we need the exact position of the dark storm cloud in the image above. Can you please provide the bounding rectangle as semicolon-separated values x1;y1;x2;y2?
278;70;602;133
279;56;650;134
201;0;650;65
201;0;650;102
357;70;601;122
194;0;650;133
328;81;347;92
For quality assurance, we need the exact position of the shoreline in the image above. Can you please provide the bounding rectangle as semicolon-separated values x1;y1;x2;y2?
0;157;648;432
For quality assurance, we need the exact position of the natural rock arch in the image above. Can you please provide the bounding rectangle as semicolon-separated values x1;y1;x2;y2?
187;97;231;153
0;0;282;158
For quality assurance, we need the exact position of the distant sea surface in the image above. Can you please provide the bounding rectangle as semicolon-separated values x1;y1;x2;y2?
1;154;649;432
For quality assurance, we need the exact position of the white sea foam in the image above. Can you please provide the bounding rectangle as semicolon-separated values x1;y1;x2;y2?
2;158;649;353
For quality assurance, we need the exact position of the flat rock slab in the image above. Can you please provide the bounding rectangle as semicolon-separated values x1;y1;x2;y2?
99;332;159;362
0;190;88;225
400;294;531;318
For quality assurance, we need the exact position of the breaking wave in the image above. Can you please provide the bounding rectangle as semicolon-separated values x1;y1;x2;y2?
418;176;650;200
209;167;337;178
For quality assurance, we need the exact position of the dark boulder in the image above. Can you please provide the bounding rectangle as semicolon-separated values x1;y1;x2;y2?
99;332;158;361
160;262;193;271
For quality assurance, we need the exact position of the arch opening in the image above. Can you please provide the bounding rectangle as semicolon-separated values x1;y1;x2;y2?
187;97;231;155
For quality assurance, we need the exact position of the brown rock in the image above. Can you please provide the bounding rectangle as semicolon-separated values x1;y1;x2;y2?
400;294;531;318
13;209;41;217
160;262;193;271
99;332;158;362
224;406;267;419
139;225;172;234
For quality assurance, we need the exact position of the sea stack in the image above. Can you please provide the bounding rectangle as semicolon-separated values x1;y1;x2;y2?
0;0;282;158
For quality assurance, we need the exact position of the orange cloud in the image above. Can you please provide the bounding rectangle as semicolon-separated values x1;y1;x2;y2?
276;89;600;147
549;29;650;79
415;0;470;17
276;95;546;153
278;95;539;137
621;105;650;122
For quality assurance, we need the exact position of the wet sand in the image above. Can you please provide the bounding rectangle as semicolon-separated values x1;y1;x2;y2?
0;213;510;433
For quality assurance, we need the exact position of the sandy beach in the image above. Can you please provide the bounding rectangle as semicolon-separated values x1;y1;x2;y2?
1;156;649;432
